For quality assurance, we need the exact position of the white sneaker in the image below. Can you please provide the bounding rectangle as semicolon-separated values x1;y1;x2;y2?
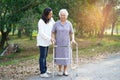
46;70;51;74
57;71;63;76
63;71;69;76
40;73;49;78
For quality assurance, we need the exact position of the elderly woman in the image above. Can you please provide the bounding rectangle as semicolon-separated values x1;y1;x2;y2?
51;9;76;76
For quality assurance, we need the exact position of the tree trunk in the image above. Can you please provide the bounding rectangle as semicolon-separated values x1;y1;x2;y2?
99;2;113;38
116;25;119;35
29;29;33;40
111;21;115;36
18;27;22;38
12;25;16;36
99;22;106;38
0;32;9;49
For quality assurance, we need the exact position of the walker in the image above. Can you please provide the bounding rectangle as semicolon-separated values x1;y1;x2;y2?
52;43;79;79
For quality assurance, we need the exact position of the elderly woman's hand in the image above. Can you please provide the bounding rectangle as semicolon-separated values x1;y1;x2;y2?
51;38;55;44
71;39;76;44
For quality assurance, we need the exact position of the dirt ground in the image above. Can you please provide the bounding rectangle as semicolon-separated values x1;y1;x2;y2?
0;53;110;80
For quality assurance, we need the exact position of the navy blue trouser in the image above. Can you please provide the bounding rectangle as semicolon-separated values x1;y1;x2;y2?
39;46;49;74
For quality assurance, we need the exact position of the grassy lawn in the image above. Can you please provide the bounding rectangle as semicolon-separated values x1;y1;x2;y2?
0;35;120;66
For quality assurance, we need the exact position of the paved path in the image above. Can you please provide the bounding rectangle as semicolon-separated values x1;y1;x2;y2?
26;53;120;80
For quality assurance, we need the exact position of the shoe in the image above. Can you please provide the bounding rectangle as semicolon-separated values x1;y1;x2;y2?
40;73;49;78
63;71;69;76
46;70;51;74
57;71;63;76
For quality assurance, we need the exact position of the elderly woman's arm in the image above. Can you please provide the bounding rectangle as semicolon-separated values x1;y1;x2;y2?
51;32;56;44
71;33;76;44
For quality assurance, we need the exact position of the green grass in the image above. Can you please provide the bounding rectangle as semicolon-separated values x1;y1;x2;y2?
0;36;39;66
0;54;38;66
73;35;120;58
0;35;120;66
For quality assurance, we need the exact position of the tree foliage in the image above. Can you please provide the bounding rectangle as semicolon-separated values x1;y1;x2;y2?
70;0;103;37
70;0;120;38
0;0;120;49
0;0;40;48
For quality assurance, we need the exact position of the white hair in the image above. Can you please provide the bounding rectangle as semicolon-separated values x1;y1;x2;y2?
59;9;69;18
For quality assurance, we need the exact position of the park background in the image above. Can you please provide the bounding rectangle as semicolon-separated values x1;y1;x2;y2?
0;0;120;79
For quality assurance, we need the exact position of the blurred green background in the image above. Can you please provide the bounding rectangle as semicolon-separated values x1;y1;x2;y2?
0;0;120;66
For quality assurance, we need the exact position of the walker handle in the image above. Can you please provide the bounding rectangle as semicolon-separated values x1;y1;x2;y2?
53;45;71;48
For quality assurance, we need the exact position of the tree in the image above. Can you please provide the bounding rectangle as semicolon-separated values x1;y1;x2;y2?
18;9;38;40
0;0;40;49
99;0;119;37
69;0;120;38
70;0;103;37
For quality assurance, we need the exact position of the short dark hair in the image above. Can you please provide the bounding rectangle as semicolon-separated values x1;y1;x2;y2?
41;7;52;24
